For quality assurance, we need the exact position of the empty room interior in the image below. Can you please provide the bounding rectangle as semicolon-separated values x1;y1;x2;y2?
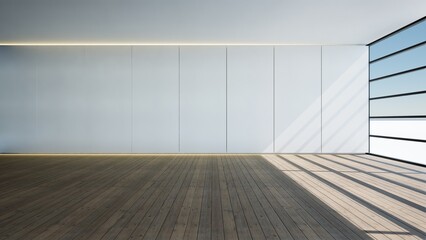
0;0;425;239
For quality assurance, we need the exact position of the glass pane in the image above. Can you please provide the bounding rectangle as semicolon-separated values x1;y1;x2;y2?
370;19;426;61
370;137;426;165
370;119;426;139
370;69;426;98
370;93;426;116
370;43;426;79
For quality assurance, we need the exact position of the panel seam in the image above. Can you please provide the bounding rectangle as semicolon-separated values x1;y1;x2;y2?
130;46;133;153
321;46;323;153
35;53;39;152
226;47;228;153
368;46;371;153
273;46;275;153
178;47;181;153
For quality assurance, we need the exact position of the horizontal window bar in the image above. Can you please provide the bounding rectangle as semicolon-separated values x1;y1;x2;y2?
370;90;426;100
369;41;426;64
370;115;426;119
370;66;426;82
370;135;426;143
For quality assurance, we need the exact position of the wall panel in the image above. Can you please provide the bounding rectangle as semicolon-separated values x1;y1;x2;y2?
83;47;132;152
227;47;274;153
180;47;226;152
36;47;131;153
274;46;321;153
0;47;37;153
0;45;369;154
132;47;179;153
322;46;368;153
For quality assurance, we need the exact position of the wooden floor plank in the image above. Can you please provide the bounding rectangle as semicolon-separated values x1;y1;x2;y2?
231;156;279;240
210;156;225;240
316;155;426;200
125;156;191;239
225;156;266;240
197;156;213;240
245;155;338;240
142;156;196;240
298;155;426;226
236;156;297;240
222;155;253;240
259;155;369;240
183;156;207;240
1;157;137;239
275;154;425;240
0;154;424;240
217;156;238;240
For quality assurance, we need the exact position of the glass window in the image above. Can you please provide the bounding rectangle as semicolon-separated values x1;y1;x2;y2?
369;17;426;165
370;43;426;79
370;119;426;139
370;93;426;117
370;19;426;61
370;69;426;98
370;137;426;165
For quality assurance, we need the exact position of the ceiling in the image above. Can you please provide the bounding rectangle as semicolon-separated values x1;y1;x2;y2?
0;0;425;45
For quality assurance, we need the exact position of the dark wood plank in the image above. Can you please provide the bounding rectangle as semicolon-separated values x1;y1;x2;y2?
210;155;225;240
183;156;207;240
261;155;368;240
216;156;237;240
230;156;280;240
142;156;196;239
120;156;190;239
225;156;266;240
197;156;213;240
222;156;252;240
0;154;424;240
169;156;202;240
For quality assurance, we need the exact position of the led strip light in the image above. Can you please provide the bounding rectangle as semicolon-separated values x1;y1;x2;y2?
0;43;364;46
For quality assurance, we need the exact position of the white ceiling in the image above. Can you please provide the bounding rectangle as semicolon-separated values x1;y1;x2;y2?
0;0;425;45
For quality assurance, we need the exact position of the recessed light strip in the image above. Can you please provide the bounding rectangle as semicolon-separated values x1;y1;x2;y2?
0;43;365;46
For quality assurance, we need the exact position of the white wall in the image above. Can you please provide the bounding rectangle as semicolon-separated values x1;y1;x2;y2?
322;46;369;153
180;47;227;153
35;47;132;153
227;47;274;153
0;45;368;153
0;47;37;153
132;47;179;153
274;46;321;153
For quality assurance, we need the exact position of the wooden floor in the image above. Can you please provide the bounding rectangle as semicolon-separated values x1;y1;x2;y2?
0;154;424;240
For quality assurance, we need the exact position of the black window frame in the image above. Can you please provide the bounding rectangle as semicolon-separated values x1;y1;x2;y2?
367;16;426;167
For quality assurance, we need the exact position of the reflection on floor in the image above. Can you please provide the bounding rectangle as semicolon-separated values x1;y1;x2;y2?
0;154;424;239
264;154;426;240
